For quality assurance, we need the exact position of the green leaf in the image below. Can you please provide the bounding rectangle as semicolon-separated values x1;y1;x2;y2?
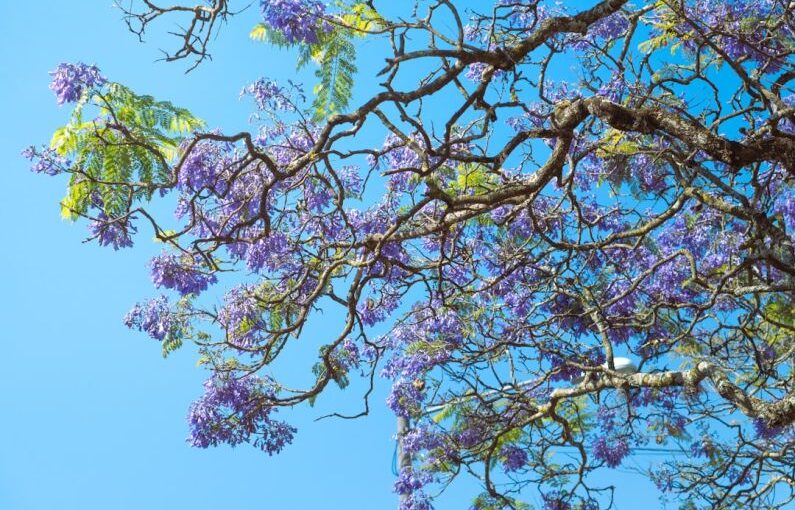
51;83;204;222
311;28;358;121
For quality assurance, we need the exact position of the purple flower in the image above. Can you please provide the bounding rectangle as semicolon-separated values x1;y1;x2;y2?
570;11;629;50
358;286;402;327
455;424;485;449
393;467;434;495
124;295;178;341
399;494;432;510
259;0;328;45
689;435;716;459
188;374;296;454
591;435;629;468
774;188;795;239
753;418;784;440
49;62;106;105
596;406;617;433
149;252;217;296
217;285;265;347
246;232;290;272
501;445;528;472
387;379;425;418
177;138;230;192
88;213;136;250
22;146;70;175
542;492;571;510
241;78;294;111
660;0;789;74
338;165;363;197
401;426;445;456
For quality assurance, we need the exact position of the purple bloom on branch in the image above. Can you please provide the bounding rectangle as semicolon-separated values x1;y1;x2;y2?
501;445;528;472
22;146;70;175
149;252;217;296
542;492;571;510
88;213;136;250
241;78;294;111
753;418;784;440
387;378;425;418
591;435;629;467
49;62;106;105
259;0;328;44
124;295;177;341
188;374;296;454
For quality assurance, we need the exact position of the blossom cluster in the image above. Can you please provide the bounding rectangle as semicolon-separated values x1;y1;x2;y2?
241;78;295;112
49;62;106;105
123;295;179;341
591;435;630;468
259;0;328;45
394;468;434;510
88;212;136;250
149;252;218;296
187;374;296;454
21;146;70;176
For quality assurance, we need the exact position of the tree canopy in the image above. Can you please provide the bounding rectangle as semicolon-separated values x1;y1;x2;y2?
26;0;795;508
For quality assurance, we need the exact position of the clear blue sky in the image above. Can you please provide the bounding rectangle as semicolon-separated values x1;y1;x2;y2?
0;2;660;509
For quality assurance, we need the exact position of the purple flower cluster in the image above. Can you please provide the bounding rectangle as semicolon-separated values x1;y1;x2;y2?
591;435;629;468
149;252;217;296
241;78;294;111
387;379;426;418
188;374;296;454
259;0;328;45
358;285;402;327
774;189;795;241
217;285;265;348
394;467;434;495
400;426;446;456
177;138;231;193
88;213;136;250
331;339;361;371
246;232;290;272
338;165;364;197
753;418;784;440
542;492;571;510
689;435;716;459
570;11;629;50
370;133;425;191
21;146;70;175
49;62;106;105
596;406;618;433
667;0;789;73
394;467;434;510
124;295;177;341
501;445;528;472
400;495;432;510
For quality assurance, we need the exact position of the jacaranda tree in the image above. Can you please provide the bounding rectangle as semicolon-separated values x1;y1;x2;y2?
25;0;795;508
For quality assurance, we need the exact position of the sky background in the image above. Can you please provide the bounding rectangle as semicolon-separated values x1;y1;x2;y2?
0;2;660;509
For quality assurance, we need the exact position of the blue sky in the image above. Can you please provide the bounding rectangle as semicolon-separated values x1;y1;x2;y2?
0;2;662;509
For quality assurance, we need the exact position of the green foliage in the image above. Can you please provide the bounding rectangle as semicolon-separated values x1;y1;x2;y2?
759;296;795;354
312;345;351;392
309;28;357;121
638;1;688;55
162;335;184;358
51;83;204;220
447;163;500;196
250;2;383;120
162;296;195;358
